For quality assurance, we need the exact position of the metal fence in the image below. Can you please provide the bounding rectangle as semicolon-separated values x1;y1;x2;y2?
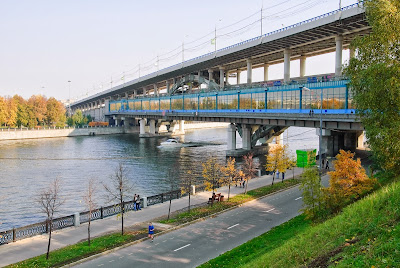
0;184;210;245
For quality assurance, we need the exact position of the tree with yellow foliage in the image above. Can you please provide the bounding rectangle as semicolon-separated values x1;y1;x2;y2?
324;150;377;213
221;157;238;200
265;144;292;184
202;157;223;205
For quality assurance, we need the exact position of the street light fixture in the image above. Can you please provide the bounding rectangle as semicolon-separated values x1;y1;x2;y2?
68;80;71;117
301;86;323;178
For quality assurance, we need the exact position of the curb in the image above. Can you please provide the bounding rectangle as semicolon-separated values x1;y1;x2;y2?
62;180;301;267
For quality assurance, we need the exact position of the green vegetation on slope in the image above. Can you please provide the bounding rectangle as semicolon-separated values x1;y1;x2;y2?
227;180;400;268
199;215;311;268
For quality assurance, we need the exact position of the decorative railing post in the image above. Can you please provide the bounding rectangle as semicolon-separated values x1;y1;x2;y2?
100;207;104;219
161;193;164;203
12;227;16;242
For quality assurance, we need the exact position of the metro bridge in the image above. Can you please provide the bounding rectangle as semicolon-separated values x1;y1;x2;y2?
105;77;363;157
71;3;369;156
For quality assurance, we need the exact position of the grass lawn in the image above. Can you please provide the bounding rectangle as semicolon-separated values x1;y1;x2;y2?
201;178;400;268
159;179;300;225
7;230;147;268
199;215;311;268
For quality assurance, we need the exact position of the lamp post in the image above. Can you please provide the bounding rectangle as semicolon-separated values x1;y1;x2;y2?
301;86;323;178
68;80;71;117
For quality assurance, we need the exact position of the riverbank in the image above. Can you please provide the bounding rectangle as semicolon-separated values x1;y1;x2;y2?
0;167;304;267
0;122;228;141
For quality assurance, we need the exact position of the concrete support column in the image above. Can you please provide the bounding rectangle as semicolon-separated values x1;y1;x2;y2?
154;84;158;96
124;92;128;99
149;120;156;134
227;123;236;151
179;120;185;133
284;48;291;83
236;69;241;84
300;55;306;78
246;59;252;84
242;124;251;150
133;89;137;98
225;70;230;85
275;133;283;145
139;119;146;135
335;35;343;76
166;80;170;94
357;131;365;149
263;63;269;81
208;69;213;82
115;118;119;126
219;66;225;88
349;48;355;59
317;129;333;157
143;88;147;96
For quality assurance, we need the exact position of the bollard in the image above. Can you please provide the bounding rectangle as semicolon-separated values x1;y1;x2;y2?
258;170;262;177
142;197;147;208
191;185;196;195
74;212;80;226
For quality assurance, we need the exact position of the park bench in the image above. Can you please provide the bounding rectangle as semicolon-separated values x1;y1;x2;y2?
208;193;224;204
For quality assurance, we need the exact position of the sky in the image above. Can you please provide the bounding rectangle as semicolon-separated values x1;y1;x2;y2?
0;0;356;101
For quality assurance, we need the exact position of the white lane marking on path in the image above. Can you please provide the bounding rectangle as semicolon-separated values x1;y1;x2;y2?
162;240;167;243
295;197;302;200
98;264;104;267
227;223;240;230
109;260;115;263
173;244;191;252
128;253;133;255
119;256;124;259
264;208;275;213
155;243;160;245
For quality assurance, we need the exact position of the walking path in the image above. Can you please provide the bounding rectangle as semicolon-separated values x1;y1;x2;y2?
0;168;304;267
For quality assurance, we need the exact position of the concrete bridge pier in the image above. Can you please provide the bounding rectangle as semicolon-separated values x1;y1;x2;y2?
227;123;236;151
149;119;156;135
242;124;252;150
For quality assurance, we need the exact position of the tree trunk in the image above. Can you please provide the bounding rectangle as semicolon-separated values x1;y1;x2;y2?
168;199;172;220
228;184;231;201
188;193;191;213
121;201;124;235
282;172;285;183
46;219;52;260
293;168;295;179
244;178;249;194
88;219;91;246
272;172;275;185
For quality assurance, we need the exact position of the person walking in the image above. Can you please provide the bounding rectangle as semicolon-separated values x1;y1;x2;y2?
325;159;329;170
148;222;154;242
136;195;141;210
133;194;137;211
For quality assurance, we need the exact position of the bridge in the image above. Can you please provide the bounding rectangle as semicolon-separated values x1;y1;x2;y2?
71;3;370;157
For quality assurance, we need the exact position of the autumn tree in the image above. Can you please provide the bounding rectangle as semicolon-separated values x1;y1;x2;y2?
6;97;18;127
46;97;66;127
103;163;134;235
165;169;179;220
181;164;197;212
324;150;376;213
221;157;238;200
83;178;98;246
70;109;88;127
0;97;7;126
265;145;283;185
28;95;47;126
202;157;223;205
36;179;64;260
277;144;293;182
299;167;323;221
241;153;258;194
344;0;400;175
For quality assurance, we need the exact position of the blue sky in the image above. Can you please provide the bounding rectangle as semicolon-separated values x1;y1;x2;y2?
0;0;355;101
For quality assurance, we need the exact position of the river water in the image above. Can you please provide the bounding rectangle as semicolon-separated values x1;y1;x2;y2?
0;126;317;231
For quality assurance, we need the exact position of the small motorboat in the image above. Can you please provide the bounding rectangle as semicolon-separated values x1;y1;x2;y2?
160;138;183;147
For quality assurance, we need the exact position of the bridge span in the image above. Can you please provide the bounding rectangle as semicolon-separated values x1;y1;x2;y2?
106;78;364;157
70;3;369;157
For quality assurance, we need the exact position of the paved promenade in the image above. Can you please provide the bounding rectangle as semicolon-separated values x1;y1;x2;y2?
0;168;304;267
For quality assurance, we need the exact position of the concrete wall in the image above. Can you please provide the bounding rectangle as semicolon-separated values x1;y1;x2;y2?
0;126;128;141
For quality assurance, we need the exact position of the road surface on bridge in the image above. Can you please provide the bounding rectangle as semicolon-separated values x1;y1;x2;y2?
74;175;329;268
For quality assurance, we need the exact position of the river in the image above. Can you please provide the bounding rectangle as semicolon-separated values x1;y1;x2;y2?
0;126;318;231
